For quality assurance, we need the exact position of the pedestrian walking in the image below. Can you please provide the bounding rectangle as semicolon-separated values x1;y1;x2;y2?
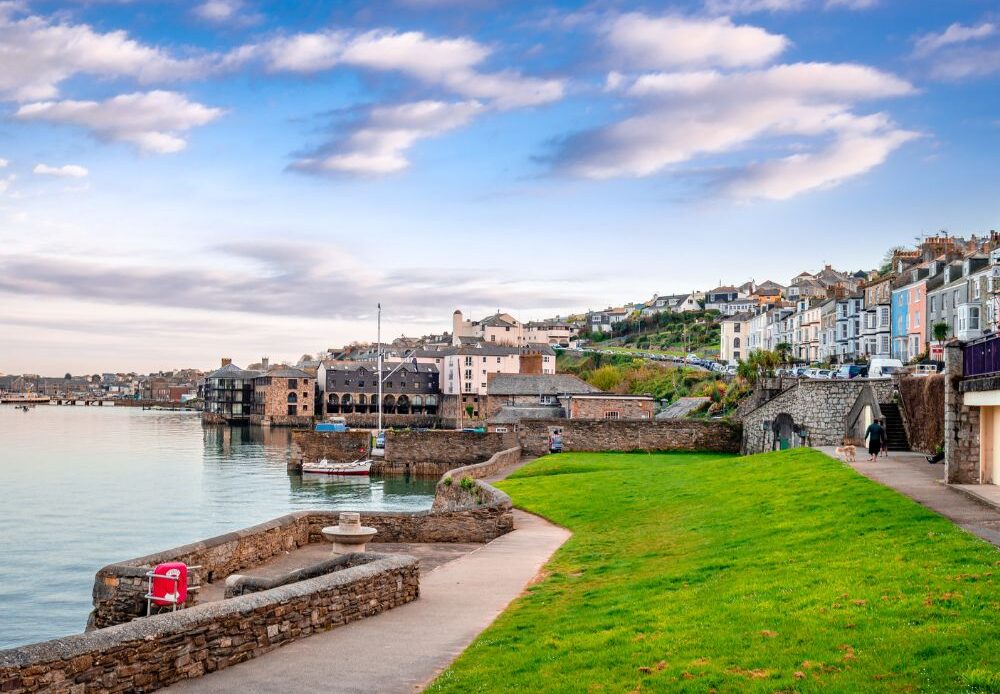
864;418;884;462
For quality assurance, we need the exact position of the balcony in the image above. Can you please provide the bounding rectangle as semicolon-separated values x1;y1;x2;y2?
964;334;1000;378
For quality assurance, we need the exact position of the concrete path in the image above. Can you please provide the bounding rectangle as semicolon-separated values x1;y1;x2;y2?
817;446;1000;548
167;509;570;694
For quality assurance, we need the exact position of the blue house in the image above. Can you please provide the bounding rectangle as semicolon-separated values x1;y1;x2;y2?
891;285;909;361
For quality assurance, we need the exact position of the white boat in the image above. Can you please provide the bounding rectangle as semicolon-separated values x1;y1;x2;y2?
301;458;372;476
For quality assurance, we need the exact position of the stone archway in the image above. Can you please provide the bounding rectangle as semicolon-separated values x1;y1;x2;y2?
772;413;796;451
397;394;411;415
383;394;396;415
327;393;341;414
341;393;353;414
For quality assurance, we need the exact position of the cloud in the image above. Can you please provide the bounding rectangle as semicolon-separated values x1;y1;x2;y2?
704;0;805;14
33;163;89;178
0;174;14;194
0;241;591;321
293;100;483;175
723;130;918;200
606;13;789;69
552;58;916;199
0;3;208;101
825;0;878;8
914;22;995;56
15;91;224;153
0;158;8;168
910;21;1000;80
245;28;564;109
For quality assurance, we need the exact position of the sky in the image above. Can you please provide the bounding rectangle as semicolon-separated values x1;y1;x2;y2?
0;0;998;374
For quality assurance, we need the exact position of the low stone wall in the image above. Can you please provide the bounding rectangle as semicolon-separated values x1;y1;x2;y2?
897;375;944;454
289;429;370;470
515;418;742;457
1;554;418;694
433;447;521;512
343;414;439;429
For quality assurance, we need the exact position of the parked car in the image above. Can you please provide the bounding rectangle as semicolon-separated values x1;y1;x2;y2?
804;368;833;379
835;364;868;380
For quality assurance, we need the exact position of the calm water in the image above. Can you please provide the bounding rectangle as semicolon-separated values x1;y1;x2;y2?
0;405;436;649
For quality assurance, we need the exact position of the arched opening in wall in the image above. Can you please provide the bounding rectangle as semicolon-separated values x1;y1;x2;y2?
383;394;396;415
327;393;341;414
772;413;796;451
287;392;298;404
734;337;741;348
412;395;423;415
425;394;438;415
397;394;411;415
341;393;353;414
357;393;368;414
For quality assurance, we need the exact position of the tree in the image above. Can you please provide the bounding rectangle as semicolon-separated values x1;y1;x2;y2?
932;321;950;343
64;373;72;380
774;342;793;364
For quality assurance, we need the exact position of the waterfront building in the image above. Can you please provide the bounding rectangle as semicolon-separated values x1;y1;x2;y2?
719;313;751;363
203;360;260;424
860;273;894;359
318;362;439;417
251;366;314;427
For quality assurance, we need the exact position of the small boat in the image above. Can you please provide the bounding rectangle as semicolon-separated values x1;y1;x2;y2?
302;458;372;476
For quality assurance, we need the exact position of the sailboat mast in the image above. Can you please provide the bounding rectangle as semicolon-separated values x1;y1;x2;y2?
377;303;383;434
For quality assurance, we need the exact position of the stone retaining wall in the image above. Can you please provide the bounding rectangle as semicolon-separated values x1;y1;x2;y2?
1;554;418;694
515;418;742;457
380;430;507;476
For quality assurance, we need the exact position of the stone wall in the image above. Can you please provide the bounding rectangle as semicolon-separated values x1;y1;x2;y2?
565;395;655;420
289;430;370;470
432;447;522;512
515;418;742;457
2;554;417;694
378;430;508;476
342;414;439;429
740;379;896;455
944;343;982;484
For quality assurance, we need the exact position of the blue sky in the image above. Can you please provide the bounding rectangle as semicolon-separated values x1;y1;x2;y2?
0;0;998;373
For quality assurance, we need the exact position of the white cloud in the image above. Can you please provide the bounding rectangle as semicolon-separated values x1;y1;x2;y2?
914;22;995;56
724;130;918;200
0;4;207;101
0;174;14;194
825;0;878;8
247;28;564;109
555;59;916;199
293;100;483;175
0;158;8;168
33;163;89;178
194;0;240;22
606;13;789;69
704;0;804;14
16;91;224;153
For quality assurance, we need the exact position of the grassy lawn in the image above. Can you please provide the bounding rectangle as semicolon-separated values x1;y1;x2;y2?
428;450;1000;693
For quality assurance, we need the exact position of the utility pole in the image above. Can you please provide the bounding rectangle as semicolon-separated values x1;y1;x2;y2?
377;303;382;435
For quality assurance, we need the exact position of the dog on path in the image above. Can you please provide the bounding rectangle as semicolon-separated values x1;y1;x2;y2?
835;444;857;463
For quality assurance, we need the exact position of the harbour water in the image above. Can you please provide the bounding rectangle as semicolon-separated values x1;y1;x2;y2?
0;405;437;649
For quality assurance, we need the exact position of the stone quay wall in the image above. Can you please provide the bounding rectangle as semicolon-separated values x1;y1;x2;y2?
289;429;371;470
740;379;895;455
515;418;742;457
1;554;418;694
380;430;508;476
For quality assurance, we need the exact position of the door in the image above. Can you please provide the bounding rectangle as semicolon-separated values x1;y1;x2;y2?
981;407;1000;485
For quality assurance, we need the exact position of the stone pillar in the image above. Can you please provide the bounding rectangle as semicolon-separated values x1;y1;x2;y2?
944;342;981;484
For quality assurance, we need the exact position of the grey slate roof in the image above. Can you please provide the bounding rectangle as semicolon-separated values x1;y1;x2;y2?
487;373;601;396
489;405;564;424
325;362;439;374
261;367;311;378
207;363;261;379
656;397;711;420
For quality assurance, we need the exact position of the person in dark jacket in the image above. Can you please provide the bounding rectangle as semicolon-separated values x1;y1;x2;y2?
864;419;884;461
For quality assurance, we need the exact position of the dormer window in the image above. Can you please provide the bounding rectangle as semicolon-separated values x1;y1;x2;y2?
964;260;971;276
944;268;951;284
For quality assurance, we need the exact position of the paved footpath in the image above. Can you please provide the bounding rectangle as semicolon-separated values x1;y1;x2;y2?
816;446;1000;548
168;508;569;694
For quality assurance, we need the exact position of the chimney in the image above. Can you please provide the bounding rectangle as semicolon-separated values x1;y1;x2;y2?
221;358;232;367
261;357;269;371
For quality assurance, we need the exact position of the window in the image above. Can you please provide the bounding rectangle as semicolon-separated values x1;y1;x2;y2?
540;395;555;405
604;411;620;419
970;306;981;331
733;337;741;348
465;356;473;366
464;369;472;380
734;323;741;333
288;379;297;389
287;392;298;403
496;357;501;363
287;405;297;415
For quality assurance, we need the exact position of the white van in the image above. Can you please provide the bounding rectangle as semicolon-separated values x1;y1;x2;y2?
868;358;904;379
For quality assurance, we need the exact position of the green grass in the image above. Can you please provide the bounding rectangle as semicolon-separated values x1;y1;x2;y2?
428;450;1000;693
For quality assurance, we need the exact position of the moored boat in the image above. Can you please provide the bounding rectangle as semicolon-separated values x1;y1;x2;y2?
301;458;372;476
